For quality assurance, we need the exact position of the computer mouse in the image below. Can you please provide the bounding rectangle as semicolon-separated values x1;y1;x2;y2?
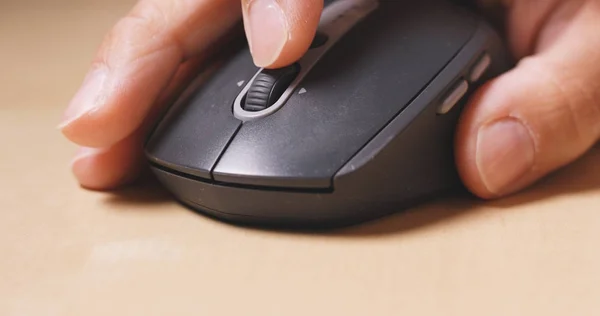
144;0;512;228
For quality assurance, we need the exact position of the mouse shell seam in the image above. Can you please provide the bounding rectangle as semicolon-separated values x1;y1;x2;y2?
144;8;512;228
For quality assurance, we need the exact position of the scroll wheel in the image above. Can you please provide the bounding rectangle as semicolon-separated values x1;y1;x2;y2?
243;63;300;112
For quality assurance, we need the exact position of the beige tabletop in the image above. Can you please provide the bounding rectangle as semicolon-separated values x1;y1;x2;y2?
2;1;600;315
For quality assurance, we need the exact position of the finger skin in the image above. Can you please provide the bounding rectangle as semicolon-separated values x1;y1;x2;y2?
501;0;563;58
72;136;144;190
65;0;324;188
71;54;223;190
60;0;241;149
242;0;323;68
456;0;600;198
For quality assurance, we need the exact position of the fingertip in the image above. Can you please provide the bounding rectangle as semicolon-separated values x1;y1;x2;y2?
455;52;600;200
243;0;323;68
59;48;180;148
454;73;537;200
59;105;134;148
454;82;498;199
71;137;144;191
71;148;110;191
268;0;323;68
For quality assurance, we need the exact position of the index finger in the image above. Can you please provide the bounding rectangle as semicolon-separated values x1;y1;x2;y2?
59;0;242;148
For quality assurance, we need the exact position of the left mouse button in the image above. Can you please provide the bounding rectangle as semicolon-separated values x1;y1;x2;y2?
145;102;241;180
146;50;258;179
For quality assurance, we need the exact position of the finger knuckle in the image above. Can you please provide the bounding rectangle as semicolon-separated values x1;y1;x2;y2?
126;1;168;35
524;57;600;144
96;1;177;68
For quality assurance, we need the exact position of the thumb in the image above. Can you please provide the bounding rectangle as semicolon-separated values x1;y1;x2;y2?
242;0;324;68
455;1;600;199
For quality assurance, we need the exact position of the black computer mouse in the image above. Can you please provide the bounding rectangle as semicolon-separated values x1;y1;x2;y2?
144;0;512;228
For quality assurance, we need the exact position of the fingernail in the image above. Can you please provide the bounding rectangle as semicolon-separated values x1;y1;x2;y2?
476;118;535;195
58;67;109;129
246;0;288;67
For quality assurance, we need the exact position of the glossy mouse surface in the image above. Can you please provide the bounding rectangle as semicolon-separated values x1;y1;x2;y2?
145;0;512;228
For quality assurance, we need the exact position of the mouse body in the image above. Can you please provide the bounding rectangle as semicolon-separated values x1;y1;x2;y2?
145;0;512;228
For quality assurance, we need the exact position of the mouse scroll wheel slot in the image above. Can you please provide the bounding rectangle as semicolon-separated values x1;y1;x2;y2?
310;32;328;49
243;63;301;112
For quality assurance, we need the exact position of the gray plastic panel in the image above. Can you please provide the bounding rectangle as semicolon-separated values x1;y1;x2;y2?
145;50;259;179
148;17;512;228
212;0;477;188
334;19;513;204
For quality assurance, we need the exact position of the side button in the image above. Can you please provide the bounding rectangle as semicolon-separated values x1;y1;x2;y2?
437;80;468;115
469;54;491;82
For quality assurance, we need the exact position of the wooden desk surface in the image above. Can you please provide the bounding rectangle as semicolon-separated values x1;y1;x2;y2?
2;1;599;315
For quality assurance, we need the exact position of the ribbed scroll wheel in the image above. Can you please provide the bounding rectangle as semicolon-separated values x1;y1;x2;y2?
242;63;300;112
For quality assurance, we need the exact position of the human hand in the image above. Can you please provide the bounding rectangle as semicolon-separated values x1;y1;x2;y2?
59;0;324;189
60;0;600;201
454;0;600;198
